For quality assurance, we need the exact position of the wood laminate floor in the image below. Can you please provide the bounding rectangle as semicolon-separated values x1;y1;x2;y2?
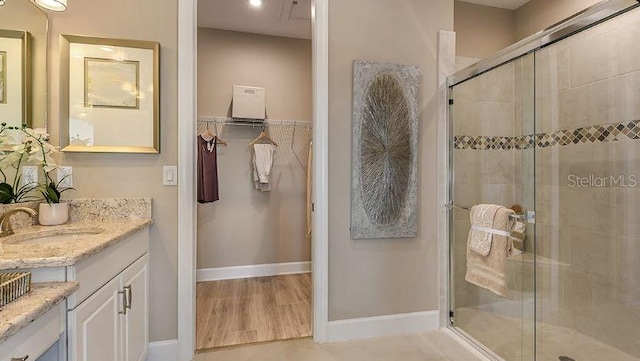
196;274;312;351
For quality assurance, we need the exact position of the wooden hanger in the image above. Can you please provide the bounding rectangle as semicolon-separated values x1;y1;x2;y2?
212;123;227;146
199;123;215;142
199;123;227;146
249;126;278;147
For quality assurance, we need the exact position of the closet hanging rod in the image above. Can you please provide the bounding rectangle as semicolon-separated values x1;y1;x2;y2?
197;119;312;128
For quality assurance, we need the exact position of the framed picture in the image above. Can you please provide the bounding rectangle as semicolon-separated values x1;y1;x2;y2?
0;29;30;127
350;60;420;239
59;34;160;153
0;51;6;104
84;57;140;109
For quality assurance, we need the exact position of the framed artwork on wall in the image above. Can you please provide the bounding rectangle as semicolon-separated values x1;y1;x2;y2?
84;57;140;109
0;29;31;127
350;60;420;239
0;51;6;104
59;34;160;153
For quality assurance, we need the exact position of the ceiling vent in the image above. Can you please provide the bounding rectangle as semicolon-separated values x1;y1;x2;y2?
280;0;311;23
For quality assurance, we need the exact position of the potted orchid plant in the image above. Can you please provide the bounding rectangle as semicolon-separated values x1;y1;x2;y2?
0;123;71;225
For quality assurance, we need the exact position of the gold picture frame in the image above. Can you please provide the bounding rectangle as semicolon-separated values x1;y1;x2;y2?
0;51;6;104
59;34;160;153
0;29;31;127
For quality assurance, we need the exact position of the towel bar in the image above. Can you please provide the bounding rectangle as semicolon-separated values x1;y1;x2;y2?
444;203;535;223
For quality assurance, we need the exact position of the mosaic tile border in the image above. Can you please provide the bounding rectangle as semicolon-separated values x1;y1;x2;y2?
454;119;640;150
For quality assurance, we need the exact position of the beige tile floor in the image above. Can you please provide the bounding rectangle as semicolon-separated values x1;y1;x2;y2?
456;307;640;361
195;330;484;361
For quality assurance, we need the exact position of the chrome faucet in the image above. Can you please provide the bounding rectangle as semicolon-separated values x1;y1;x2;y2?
0;207;38;237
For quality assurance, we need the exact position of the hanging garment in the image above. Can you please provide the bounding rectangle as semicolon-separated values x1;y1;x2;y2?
197;135;219;203
252;144;276;192
306;142;313;241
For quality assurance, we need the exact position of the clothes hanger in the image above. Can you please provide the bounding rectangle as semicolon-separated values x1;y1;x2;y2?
199;122;216;142
212;123;227;147
249;125;278;147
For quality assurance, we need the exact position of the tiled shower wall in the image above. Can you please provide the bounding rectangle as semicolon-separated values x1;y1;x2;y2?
534;8;640;357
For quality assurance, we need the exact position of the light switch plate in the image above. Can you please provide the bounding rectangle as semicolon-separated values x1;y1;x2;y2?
57;166;73;188
163;166;178;186
22;166;39;186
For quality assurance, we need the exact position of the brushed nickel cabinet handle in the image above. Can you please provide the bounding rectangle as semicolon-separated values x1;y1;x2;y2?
124;285;132;310
11;356;29;361
118;290;128;315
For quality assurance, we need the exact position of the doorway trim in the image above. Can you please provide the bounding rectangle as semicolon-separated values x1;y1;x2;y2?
177;0;330;359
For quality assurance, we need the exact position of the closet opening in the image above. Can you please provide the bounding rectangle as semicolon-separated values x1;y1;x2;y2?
195;0;314;353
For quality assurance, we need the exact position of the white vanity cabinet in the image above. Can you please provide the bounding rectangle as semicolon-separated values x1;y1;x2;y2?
66;228;149;361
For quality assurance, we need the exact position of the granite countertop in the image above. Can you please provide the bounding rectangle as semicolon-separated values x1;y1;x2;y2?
0;219;152;270
0;282;79;343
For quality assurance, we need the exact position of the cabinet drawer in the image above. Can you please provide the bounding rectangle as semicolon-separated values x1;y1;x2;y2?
0;303;63;361
67;228;149;309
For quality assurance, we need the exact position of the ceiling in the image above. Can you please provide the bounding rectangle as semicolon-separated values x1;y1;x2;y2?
198;0;311;40
198;0;530;40
458;0;531;10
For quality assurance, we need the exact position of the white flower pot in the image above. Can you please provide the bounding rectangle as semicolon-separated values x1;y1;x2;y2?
38;203;69;226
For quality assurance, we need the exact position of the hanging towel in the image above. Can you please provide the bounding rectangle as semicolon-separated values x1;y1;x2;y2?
465;205;515;297
197;135;219;203
468;204;504;256
252;144;276;192
306;142;313;241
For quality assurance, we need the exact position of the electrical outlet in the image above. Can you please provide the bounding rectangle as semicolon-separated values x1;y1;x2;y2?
22;166;39;186
57;166;73;188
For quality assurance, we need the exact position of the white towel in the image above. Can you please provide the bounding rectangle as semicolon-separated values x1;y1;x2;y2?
252;144;276;192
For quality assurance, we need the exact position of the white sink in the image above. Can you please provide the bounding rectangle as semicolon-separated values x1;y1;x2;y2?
4;227;105;245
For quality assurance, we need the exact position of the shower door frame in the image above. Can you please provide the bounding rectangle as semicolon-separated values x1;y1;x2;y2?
444;0;640;359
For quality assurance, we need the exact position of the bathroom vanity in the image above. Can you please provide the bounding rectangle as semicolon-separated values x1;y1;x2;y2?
0;199;152;361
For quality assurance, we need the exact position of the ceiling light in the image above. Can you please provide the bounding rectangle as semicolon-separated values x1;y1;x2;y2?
248;0;262;7
34;0;67;11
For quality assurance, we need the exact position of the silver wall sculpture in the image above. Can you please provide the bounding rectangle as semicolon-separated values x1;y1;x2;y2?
351;60;420;239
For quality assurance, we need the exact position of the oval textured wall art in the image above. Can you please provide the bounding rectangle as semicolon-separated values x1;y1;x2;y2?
360;72;411;225
351;60;420;239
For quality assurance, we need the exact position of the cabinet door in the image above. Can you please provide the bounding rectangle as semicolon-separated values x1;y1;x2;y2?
68;275;123;361
121;255;149;361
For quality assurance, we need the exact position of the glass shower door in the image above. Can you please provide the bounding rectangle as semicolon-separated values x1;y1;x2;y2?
449;52;536;361
533;6;640;361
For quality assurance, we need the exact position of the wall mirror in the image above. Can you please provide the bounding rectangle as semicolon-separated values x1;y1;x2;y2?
0;0;48;129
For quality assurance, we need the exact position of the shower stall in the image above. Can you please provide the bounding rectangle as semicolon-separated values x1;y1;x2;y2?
447;1;640;360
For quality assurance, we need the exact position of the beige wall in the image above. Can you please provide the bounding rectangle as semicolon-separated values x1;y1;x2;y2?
46;0;178;342
196;124;312;269
197;28;312;121
196;28;312;269
515;0;601;40
328;0;453;321
454;0;516;58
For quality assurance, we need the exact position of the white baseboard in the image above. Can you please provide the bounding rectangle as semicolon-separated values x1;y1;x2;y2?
327;310;439;342
196;261;311;282
146;339;178;361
